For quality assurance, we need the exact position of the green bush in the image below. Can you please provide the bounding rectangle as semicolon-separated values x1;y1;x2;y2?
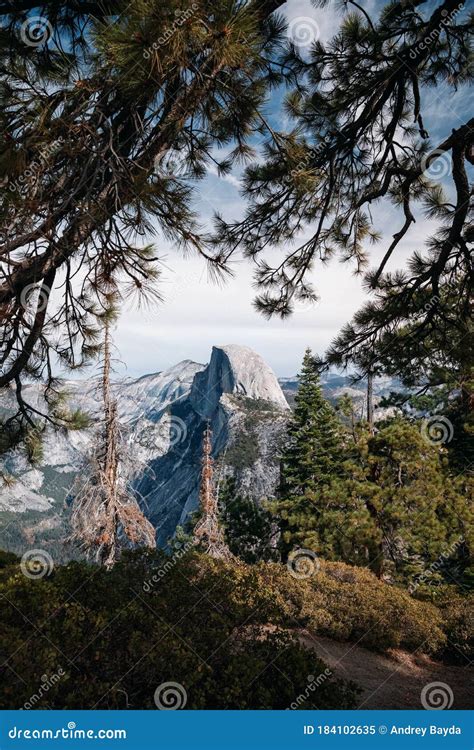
436;594;473;663
0;549;18;568
1;549;456;710
252;560;446;653
0;550;357;710
152;554;446;653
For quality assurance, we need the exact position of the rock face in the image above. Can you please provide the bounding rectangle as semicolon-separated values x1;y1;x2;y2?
134;345;289;545
191;345;289;417
0;345;290;554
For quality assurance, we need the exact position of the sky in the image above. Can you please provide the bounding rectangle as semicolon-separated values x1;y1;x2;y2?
110;0;472;379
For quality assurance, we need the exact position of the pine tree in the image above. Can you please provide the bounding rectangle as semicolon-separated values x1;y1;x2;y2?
0;0;287;424
212;0;472;370
272;349;346;558
339;277;474;473
317;419;473;584
220;478;278;564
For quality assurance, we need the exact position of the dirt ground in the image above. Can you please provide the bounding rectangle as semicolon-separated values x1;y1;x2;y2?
298;630;473;710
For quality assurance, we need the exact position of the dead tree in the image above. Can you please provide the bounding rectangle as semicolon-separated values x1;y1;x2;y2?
193;423;233;561
70;313;155;567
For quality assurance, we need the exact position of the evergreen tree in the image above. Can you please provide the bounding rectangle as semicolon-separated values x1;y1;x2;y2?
272;348;346;558
345;277;474;473
0;0;287;425
221;478;278;564
273;350;472;585
213;0;473;369
314;419;472;584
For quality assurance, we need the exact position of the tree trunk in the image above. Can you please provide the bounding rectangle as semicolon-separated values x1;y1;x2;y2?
367;371;374;435
100;317;119;568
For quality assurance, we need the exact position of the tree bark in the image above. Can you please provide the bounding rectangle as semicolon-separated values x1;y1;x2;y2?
367;371;374;435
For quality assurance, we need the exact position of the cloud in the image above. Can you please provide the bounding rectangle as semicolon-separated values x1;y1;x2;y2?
108;0;466;380
206;164;242;190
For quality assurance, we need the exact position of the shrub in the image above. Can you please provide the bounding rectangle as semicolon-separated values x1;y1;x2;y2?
254;559;446;653
0;549;18;568
436;594;473;663
0;549;451;710
221;480;278;563
0;550;357;710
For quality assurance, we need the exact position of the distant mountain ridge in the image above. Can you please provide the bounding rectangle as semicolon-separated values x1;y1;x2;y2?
0;345;289;555
0;346;400;557
278;372;401;413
